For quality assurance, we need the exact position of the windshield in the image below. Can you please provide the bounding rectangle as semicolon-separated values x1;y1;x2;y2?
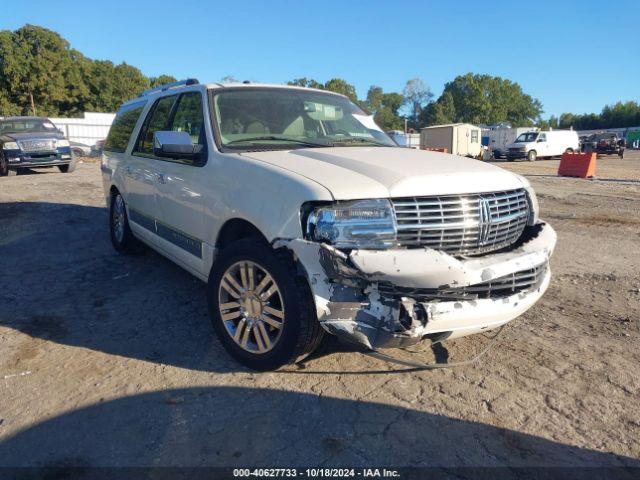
515;132;538;143
0;119;58;134
212;88;396;149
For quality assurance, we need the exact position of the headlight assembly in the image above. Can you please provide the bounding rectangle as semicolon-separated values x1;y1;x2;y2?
304;198;397;249
56;139;70;147
3;142;19;150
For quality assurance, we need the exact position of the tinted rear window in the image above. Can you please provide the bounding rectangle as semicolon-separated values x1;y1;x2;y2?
104;101;146;153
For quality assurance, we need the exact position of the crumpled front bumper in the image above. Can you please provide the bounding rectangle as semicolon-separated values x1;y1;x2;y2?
277;222;557;350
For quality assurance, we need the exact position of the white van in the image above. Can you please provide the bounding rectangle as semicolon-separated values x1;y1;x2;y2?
506;130;579;161
486;126;538;159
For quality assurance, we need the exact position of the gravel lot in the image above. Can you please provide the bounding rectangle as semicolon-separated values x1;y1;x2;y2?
1;153;639;469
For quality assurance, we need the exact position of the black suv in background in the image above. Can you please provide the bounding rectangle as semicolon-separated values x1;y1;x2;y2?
0;116;76;176
581;132;626;158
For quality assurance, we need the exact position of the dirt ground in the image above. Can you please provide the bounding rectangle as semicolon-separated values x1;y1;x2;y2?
0;152;639;469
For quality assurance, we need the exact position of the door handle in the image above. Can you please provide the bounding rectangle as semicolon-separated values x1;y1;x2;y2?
156;172;167;184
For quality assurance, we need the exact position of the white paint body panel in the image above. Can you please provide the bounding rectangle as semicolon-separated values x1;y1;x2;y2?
241;147;524;200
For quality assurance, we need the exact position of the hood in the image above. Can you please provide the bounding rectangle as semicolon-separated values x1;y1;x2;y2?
241;147;525;199
1;131;65;142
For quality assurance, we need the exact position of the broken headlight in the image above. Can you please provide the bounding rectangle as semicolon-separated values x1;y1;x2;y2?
305;199;397;249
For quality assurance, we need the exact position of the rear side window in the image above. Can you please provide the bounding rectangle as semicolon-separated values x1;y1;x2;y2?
104;101;146;153
134;95;178;155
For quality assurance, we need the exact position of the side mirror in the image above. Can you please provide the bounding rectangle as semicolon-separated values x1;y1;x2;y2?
153;131;203;160
537;138;544;142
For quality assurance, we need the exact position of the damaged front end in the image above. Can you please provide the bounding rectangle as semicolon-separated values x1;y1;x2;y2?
275;222;557;350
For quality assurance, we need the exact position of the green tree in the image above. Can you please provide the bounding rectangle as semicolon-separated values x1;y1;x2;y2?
111;63;151;107
0;25;176;116
421;90;455;126
323;78;358;102
0;25;75;115
364;87;404;130
365;86;384;112
287;77;323;89
432;73;542;126
600;101;640;128
287;77;359;103
403;78;432;129
150;75;177;87
0;91;19;116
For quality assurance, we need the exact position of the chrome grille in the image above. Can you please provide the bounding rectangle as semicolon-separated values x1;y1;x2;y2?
18;139;56;152
392;189;529;255
378;262;547;302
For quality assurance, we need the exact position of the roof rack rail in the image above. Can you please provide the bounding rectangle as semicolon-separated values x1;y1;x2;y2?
139;78;199;97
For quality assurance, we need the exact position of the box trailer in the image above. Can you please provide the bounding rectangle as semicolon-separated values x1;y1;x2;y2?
420;123;482;157
387;130;421;149
485;126;539;159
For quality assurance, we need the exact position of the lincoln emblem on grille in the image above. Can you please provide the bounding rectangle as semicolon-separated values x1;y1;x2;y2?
477;198;492;245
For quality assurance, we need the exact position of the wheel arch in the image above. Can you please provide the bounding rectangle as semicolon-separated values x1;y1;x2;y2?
215;218;269;251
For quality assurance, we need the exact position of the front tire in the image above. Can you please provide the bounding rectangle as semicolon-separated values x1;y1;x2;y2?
109;191;145;254
207;239;323;370
59;159;77;173
527;150;537;162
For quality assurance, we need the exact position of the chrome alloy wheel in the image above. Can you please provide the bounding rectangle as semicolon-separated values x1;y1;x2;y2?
112;194;126;243
218;261;285;354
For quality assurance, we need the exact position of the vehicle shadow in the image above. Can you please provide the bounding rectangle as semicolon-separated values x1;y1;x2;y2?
7;167;54;175
0;201;394;373
0;386;638;473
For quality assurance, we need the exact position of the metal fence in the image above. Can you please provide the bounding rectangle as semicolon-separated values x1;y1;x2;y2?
49;112;116;146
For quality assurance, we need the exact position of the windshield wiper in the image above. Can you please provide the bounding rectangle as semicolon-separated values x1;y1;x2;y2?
329;137;390;147
225;136;327;148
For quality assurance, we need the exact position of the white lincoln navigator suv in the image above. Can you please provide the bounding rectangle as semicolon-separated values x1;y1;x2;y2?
101;79;556;370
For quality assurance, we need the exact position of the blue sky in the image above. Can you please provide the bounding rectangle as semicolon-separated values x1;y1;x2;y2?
4;0;639;117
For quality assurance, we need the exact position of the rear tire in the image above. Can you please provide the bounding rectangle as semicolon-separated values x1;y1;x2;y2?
565;148;574;154
109;191;145;254
494;150;502;159
207;239;323;370
527;150;537;162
